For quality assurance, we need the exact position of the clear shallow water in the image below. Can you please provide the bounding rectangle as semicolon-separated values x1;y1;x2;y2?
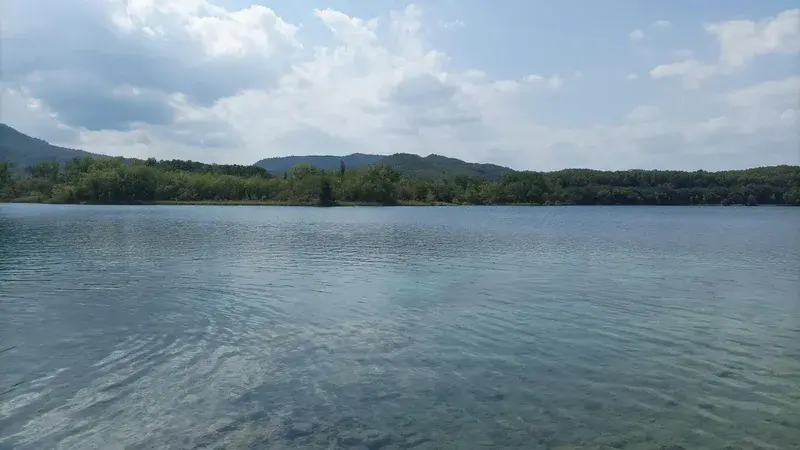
0;204;798;450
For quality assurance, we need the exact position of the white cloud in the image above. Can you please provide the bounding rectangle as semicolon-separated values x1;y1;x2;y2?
726;76;800;109
1;86;79;145
651;9;800;86
3;86;60;127
439;19;465;30
548;75;564;90
625;73;639;81
650;59;718;88
108;0;302;57
185;5;301;57
2;1;798;171
629;29;644;42
653;20;671;28
706;9;800;69
523;74;565;90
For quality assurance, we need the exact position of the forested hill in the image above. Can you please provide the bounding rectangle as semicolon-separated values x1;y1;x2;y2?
379;153;513;181
2;124;799;206
254;153;384;173
1;124;511;181
2;155;798;206
0;124;103;171
254;153;514;181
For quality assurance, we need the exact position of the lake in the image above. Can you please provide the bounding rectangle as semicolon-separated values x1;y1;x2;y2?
0;204;798;449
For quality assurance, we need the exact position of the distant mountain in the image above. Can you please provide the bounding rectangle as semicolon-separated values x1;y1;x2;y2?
380;153;514;181
0;124;107;171
254;153;385;174
1;124;516;181
254;152;515;180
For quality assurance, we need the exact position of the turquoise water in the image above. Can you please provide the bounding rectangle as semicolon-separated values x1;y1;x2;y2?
0;204;798;449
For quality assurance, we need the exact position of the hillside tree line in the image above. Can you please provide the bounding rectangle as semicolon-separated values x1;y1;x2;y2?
1;157;799;206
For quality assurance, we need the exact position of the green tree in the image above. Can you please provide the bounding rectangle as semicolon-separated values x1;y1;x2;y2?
318;179;334;206
0;162;12;199
1;155;798;207
783;188;800;205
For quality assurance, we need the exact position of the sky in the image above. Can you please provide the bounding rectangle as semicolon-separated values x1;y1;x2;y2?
1;0;798;171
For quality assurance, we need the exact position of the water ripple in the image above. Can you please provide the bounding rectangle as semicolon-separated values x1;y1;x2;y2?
0;204;798;449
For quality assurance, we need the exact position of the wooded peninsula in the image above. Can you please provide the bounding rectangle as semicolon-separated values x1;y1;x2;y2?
1;157;798;206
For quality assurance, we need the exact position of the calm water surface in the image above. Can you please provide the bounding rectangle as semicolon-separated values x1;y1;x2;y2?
0;204;798;449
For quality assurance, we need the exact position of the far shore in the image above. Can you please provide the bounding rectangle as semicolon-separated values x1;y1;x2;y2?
3;199;534;207
153;200;450;207
2;199;794;207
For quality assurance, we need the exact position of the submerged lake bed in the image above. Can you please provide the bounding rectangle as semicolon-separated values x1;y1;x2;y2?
1;204;798;449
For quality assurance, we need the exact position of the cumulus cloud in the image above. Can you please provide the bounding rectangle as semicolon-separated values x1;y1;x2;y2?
1;1;798;170
706;9;800;69
651;9;800;86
